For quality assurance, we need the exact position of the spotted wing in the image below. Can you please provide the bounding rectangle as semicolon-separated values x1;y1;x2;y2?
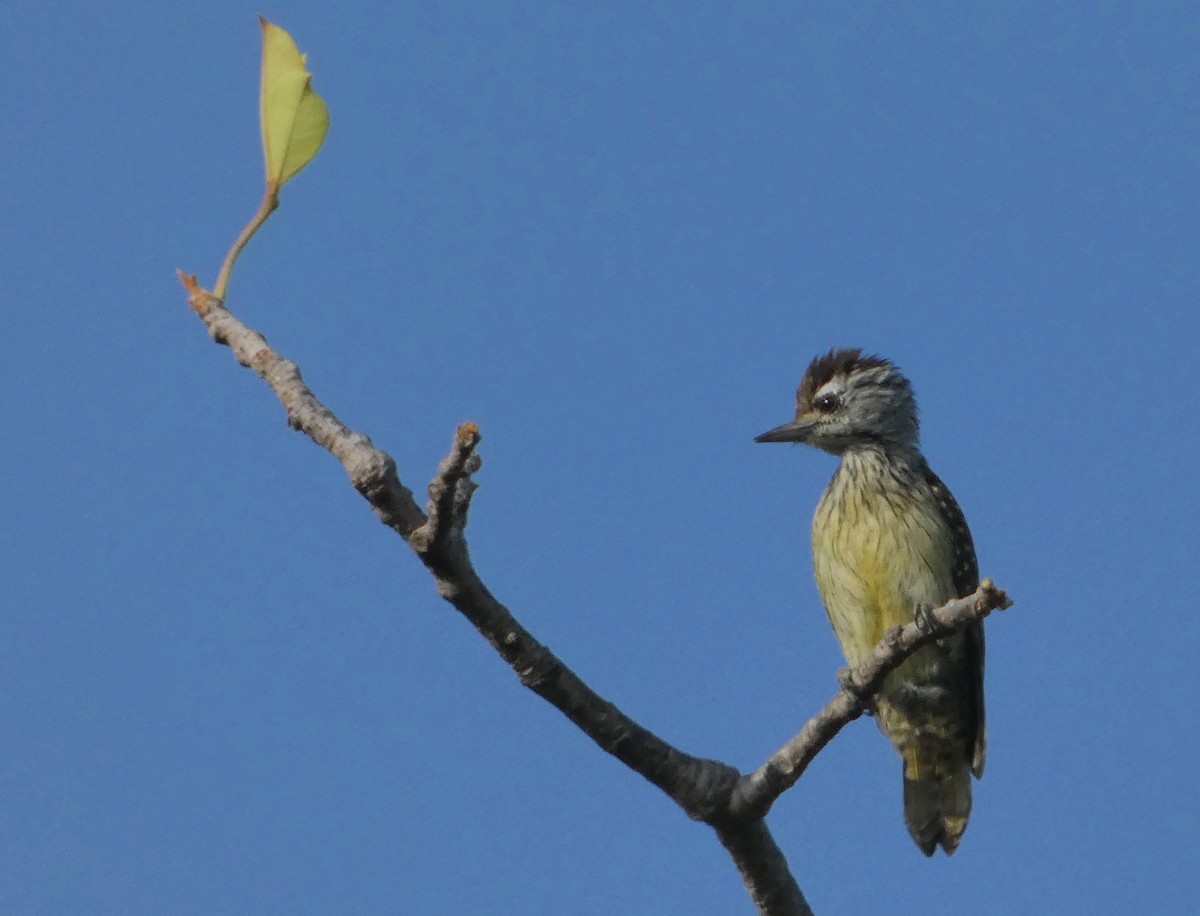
924;468;986;777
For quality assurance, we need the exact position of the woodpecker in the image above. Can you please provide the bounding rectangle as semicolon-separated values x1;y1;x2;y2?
756;348;986;856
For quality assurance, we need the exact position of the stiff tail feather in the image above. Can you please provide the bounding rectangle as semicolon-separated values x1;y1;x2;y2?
902;754;972;856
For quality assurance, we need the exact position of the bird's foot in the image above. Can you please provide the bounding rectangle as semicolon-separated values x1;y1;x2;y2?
913;602;939;635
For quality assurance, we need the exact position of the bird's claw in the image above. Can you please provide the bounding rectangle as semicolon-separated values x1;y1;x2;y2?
913;602;939;635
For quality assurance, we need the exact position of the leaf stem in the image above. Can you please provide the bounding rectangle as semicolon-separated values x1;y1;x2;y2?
213;184;280;303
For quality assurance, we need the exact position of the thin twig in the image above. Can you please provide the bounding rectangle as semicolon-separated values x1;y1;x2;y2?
177;274;425;538
729;582;1012;821
416;422;482;551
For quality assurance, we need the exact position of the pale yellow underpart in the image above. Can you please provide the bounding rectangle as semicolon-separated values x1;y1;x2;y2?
813;455;956;671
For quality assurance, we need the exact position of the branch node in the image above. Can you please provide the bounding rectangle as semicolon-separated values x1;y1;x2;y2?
177;271;222;319
835;668;870;710
978;577;1013;611
419;422;485;552
456;421;481;448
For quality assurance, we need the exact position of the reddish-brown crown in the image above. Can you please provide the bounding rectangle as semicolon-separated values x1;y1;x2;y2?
796;348;893;412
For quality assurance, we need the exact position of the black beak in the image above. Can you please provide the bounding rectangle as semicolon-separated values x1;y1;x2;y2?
754;418;814;443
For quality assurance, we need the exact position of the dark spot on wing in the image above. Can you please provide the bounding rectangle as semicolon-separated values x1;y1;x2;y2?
922;469;978;597
923;466;987;774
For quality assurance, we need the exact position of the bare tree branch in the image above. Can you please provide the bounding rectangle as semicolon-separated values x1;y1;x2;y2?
180;277;426;540
178;275;1010;915
716;821;814;916
729;583;1012;822
418;421;482;546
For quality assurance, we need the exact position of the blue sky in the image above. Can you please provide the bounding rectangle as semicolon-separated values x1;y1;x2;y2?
4;3;1198;914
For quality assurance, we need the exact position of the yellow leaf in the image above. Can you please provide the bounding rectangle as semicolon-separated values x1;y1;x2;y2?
259;17;329;188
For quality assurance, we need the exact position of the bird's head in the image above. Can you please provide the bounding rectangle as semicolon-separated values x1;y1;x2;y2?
755;348;919;455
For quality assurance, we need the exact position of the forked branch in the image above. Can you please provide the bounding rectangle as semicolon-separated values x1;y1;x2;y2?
179;275;1010;916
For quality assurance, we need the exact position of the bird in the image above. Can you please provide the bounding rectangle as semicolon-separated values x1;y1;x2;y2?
755;348;986;856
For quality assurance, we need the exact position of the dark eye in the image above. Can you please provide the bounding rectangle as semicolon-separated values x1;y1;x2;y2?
814;392;839;414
